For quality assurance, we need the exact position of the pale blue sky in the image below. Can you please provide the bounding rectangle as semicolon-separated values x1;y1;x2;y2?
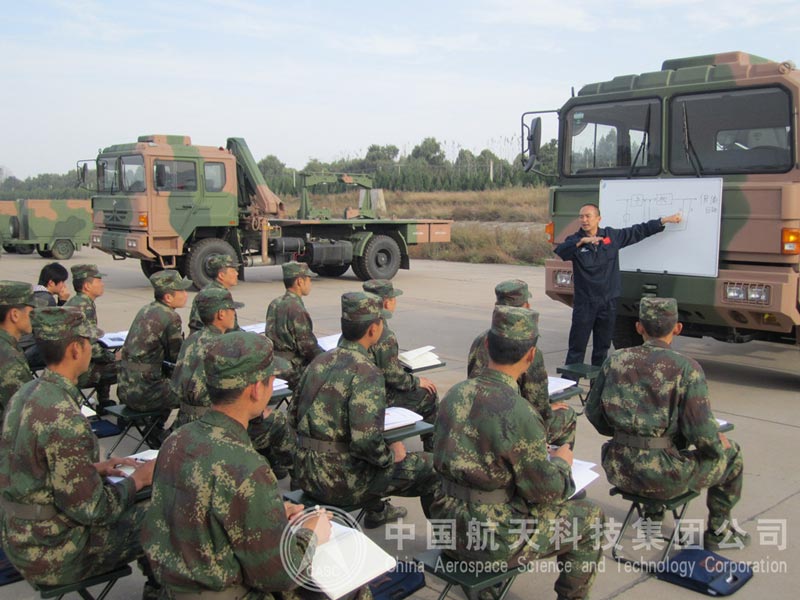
1;0;797;179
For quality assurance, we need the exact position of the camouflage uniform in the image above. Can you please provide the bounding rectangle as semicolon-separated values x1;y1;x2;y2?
187;255;241;333
467;280;576;448
290;292;439;509
266;262;323;389
0;307;153;589
117;270;192;412
173;288;294;478
65;265;117;398
586;297;744;537
0;282;36;431
362;280;438;427
143;332;316;599
433;306;603;600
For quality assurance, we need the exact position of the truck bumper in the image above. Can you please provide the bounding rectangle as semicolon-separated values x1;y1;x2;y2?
91;229;155;260
545;258;800;333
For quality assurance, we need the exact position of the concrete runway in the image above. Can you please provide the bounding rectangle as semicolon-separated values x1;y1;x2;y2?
0;248;797;599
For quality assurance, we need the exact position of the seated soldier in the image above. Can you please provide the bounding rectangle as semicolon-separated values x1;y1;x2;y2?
22;262;71;368
187;254;241;333
65;264;117;409
586;297;748;550
290;292;439;529
433;306;603;600
143;331;331;598
0;307;158;597
0;281;35;431
265;261;323;389
172;287;294;479
118;270;192;412
468;280;576;448
362;279;438;451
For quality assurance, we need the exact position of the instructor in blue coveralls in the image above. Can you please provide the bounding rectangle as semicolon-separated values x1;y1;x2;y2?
555;203;682;367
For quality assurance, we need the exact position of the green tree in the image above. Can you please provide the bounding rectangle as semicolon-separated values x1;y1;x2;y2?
410;137;446;166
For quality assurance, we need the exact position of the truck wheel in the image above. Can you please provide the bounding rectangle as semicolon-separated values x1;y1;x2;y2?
311;264;350;278
140;260;163;279
354;235;401;281
612;315;643;349
15;244;35;255
37;245;53;258
50;239;74;260
187;238;237;289
2;244;15;254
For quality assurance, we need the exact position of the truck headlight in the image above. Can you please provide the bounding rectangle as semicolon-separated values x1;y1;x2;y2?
746;285;769;303
555;270;573;287
724;283;745;301
127;239;138;248
92;235;101;244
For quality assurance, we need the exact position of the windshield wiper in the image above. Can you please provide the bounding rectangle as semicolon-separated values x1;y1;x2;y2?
628;104;651;178
682;103;703;177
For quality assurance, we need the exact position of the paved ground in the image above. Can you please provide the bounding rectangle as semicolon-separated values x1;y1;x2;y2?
0;249;797;599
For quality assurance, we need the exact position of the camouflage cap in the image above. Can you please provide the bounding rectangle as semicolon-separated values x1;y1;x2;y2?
0;281;35;307
204;331;280;391
149;270;193;293
639;297;679;328
195;287;244;321
490;305;539;342
494;279;531;307
70;264;106;280
362;279;403;299
208;255;240;276
282;261;311;279
32;306;103;341
341;291;392;322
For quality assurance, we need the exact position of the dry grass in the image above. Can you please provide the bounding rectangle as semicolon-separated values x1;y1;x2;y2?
409;223;555;266
280;186;554;265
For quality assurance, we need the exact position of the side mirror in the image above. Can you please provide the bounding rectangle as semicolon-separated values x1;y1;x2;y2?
76;162;88;185
522;116;542;172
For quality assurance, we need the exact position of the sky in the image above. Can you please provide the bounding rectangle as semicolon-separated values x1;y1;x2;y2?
1;0;798;179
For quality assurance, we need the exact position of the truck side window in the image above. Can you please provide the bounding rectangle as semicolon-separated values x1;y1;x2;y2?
204;162;226;192
153;160;198;192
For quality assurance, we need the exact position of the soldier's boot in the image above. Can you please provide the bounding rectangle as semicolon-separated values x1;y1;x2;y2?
363;501;408;529
704;526;751;551
95;383;115;415
642;508;665;540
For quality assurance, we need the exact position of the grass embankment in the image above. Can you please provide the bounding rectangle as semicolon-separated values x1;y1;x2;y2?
283;186;554;266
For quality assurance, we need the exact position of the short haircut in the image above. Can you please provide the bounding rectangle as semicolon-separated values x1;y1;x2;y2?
341;317;378;341
207;384;248;406
639;316;677;338
38;263;69;286
283;277;298;289
487;330;536;365
580;203;600;216
200;309;220;327
154;289;170;302
36;335;86;366
73;278;88;293
0;305;25;323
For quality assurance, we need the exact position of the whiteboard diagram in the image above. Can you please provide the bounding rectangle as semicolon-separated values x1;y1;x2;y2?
599;178;723;277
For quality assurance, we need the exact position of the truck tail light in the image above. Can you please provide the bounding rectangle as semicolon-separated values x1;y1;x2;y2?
139;214;148;228
545;222;554;244
782;228;799;254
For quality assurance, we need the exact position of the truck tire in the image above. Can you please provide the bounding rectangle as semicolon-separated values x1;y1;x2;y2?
2;244;15;254
612;315;643;349
50;239;75;260
15;244;35;255
187;238;237;289
311;264;350;278
140;260;163;279
37;245;53;258
354;235;401;281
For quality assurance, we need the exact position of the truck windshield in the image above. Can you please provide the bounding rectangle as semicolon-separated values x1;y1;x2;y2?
97;157;119;192
121;155;146;192
669;87;793;174
563;98;661;177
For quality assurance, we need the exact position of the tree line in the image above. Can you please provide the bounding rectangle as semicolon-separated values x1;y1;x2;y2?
0;137;558;200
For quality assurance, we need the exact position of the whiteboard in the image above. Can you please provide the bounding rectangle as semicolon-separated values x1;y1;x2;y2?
599;178;723;277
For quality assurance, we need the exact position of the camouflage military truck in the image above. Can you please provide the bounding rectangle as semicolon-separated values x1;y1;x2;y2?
0;198;92;259
522;52;800;347
82;135;451;288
